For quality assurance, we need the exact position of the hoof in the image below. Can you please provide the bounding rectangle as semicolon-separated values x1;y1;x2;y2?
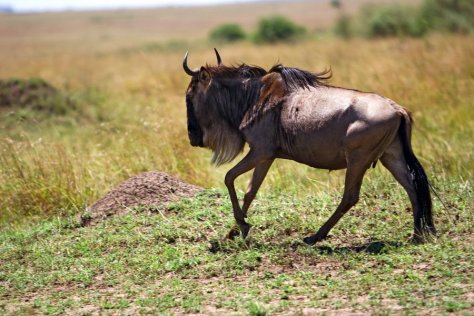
239;223;252;239
410;234;425;244
224;225;240;240
411;227;437;244
303;234;327;245
303;236;316;245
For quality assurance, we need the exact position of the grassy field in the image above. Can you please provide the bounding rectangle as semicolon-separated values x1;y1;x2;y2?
1;189;472;314
0;0;473;314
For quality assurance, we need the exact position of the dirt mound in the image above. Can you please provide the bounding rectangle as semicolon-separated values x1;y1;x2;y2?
84;171;202;225
0;78;74;114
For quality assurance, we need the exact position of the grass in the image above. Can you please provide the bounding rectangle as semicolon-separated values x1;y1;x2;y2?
0;187;472;314
0;2;473;314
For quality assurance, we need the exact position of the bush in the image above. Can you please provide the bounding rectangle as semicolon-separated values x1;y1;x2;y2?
420;0;474;34
209;23;246;43
334;0;474;39
334;15;353;39
363;5;428;38
254;16;305;43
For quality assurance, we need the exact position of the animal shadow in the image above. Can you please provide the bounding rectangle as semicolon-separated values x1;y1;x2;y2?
315;240;403;255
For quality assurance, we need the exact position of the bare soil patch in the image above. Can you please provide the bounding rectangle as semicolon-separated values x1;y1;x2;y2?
84;171;202;225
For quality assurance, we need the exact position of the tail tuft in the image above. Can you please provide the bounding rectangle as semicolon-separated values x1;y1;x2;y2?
399;116;436;239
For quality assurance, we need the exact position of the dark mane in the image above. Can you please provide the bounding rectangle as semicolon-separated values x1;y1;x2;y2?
207;64;267;79
269;64;332;90
199;62;331;165
203;64;265;165
207;63;331;89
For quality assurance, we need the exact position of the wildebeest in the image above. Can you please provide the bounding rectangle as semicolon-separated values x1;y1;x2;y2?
183;49;436;244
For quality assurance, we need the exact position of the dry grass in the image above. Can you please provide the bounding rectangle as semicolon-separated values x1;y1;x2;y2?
1;34;472;225
0;1;472;226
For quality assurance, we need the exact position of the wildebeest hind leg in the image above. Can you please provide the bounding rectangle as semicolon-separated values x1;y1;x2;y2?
303;159;370;245
380;146;434;242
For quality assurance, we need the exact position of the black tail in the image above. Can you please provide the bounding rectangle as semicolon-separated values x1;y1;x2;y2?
399;116;436;238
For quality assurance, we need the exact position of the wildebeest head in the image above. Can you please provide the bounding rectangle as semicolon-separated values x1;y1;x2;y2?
183;49;222;148
183;49;269;165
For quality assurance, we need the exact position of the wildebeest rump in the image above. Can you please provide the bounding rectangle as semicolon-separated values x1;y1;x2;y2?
183;49;436;244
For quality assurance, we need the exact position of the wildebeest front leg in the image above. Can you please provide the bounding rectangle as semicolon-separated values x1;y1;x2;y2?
226;159;274;239
225;150;267;239
242;159;274;215
304;161;370;245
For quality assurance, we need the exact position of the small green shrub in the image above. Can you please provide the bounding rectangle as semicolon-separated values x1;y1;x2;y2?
363;5;428;38
335;0;474;39
247;302;268;316
253;16;305;43
330;0;342;9
420;0;474;34
209;23;246;43
334;15;353;39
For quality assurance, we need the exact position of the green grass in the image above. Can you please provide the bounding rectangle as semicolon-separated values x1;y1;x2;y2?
0;187;472;314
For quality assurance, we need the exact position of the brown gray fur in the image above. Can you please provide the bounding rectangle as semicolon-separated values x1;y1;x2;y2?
185;64;266;165
183;50;435;244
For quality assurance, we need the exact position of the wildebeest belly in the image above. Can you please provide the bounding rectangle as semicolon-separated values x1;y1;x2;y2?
278;98;350;170
276;131;348;170
276;87;396;170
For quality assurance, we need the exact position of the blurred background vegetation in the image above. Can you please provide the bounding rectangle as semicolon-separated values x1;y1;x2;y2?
335;0;474;38
208;0;474;42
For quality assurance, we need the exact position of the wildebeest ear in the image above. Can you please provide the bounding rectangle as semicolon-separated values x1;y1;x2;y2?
199;67;211;85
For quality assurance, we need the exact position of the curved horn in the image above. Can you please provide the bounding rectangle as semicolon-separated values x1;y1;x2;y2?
183;51;199;76
214;48;222;66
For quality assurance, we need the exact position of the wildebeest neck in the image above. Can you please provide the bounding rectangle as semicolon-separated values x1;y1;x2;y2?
207;78;264;130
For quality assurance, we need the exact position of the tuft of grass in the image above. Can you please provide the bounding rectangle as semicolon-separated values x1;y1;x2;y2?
0;140;88;224
248;301;269;316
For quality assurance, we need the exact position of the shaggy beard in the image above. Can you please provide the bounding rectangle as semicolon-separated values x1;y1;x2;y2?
204;121;245;166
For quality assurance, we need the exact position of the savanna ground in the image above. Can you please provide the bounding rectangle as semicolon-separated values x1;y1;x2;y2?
0;0;473;314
